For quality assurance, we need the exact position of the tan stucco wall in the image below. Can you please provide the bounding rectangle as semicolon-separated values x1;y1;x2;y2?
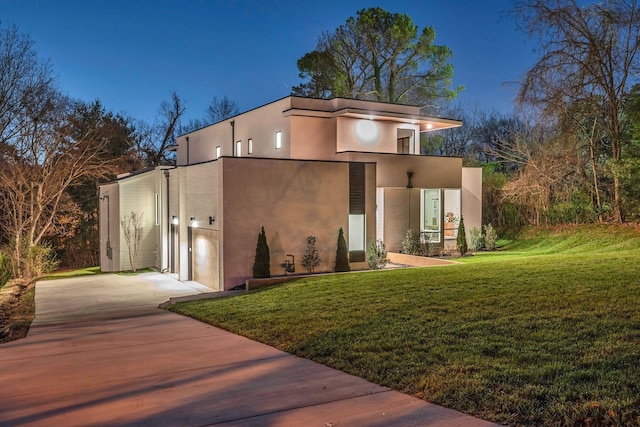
383;188;421;253
175;160;221;282
176;98;293;165
336;152;462;188
220;157;374;289
462;167;483;236
336;117;420;154
290;116;337;160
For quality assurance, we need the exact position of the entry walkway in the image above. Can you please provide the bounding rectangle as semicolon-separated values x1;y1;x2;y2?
0;273;500;426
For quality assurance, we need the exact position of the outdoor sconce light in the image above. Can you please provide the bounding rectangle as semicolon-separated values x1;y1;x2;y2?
406;171;414;188
190;217;198;228
190;217;196;222
172;215;179;225
209;216;215;225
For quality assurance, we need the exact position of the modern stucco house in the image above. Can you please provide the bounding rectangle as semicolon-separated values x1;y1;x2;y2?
99;96;482;291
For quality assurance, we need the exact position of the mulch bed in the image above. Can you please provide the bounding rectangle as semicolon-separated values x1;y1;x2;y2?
0;280;34;343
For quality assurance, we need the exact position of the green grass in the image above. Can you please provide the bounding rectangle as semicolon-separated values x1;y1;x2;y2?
43;266;102;280
170;224;640;426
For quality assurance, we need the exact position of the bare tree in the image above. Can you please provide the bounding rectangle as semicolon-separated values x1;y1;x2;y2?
138;91;185;167
205;96;239;124
121;211;144;272
513;0;640;222
0;25;116;278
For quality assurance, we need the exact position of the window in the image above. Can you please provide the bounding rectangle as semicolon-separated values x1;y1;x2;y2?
420;189;441;243
248;138;253;155
275;131;282;149
349;163;366;261
349;214;365;251
236;140;242;157
216;146;221;159
444;189;461;239
155;193;160;225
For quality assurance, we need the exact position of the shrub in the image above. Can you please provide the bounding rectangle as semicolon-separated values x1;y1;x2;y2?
301;236;321;273
334;228;350;272
367;240;387;269
469;227;484;251
401;229;429;256
0;252;11;288
457;216;468;256
26;242;60;278
252;226;271;278
484;224;498;251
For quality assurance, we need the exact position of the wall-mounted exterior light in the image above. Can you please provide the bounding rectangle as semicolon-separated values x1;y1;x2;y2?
172;215;179;225
209;216;215;225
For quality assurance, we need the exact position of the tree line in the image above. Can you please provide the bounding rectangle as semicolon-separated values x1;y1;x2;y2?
1;0;639;279
0;23;238;279
293;2;640;226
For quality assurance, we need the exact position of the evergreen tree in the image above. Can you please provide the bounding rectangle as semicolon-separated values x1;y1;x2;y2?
456;216;468;256
334;228;350;272
252;227;270;278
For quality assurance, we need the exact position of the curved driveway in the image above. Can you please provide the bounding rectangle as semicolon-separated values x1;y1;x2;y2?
0;272;499;426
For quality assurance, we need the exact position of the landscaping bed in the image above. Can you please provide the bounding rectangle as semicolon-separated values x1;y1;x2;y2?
0;280;35;343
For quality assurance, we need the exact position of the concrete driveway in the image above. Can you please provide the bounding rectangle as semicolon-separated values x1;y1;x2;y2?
0;272;500;426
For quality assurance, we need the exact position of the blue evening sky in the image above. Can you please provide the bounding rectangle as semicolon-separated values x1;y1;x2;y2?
1;0;535;124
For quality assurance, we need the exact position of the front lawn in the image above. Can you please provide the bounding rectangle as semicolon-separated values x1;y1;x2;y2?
170;225;640;426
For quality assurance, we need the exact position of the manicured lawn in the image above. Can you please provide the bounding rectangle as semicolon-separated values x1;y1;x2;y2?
170;225;640;426
43;266;102;280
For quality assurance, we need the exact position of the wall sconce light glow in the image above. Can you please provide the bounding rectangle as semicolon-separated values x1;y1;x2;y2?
172;215;179;225
426;123;434;130
190;217;198;228
354;120;380;145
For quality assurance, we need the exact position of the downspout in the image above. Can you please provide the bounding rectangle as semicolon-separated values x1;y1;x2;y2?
164;169;170;272
186;136;190;165
230;120;235;156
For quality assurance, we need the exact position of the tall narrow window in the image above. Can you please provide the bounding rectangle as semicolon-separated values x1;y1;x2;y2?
275;131;282;149
236;140;242;157
216;146;221;159
420;189;441;243
349;163;366;261
248;138;253;155
155;193;160;225
444;189;461;239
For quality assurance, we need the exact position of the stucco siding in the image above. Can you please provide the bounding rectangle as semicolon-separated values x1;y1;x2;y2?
220;157;356;289
462;167;483;236
290;116;337;160
336;152;462;189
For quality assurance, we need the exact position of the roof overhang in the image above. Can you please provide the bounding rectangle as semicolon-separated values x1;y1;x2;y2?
283;107;462;132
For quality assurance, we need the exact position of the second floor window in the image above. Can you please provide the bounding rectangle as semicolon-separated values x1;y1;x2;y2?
216;146;221;159
236;140;242;157
275;131;282;149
